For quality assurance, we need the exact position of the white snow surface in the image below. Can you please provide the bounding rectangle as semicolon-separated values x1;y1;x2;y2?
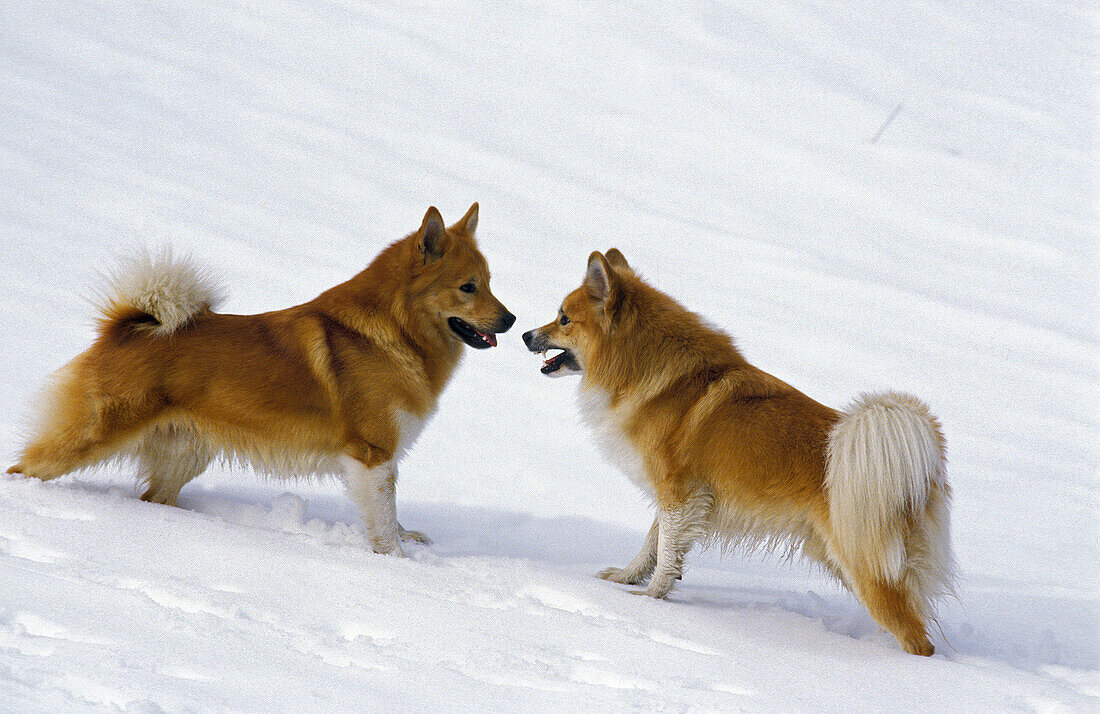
1;1;1096;711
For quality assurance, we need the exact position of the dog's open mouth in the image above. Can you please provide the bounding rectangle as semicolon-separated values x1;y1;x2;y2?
540;348;579;375
448;317;498;349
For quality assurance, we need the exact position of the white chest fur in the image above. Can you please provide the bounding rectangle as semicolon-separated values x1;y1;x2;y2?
577;386;652;495
393;408;432;462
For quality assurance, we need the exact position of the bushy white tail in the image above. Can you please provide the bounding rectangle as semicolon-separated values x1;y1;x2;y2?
826;391;954;611
96;248;225;335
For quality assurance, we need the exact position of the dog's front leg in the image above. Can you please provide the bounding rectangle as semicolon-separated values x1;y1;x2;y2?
341;455;405;557
636;508;689;598
598;517;658;584
636;490;712;598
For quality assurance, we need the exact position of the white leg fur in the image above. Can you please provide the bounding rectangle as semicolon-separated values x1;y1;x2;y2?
136;426;213;506
598;517;658;584
639;490;713;598
341;456;405;557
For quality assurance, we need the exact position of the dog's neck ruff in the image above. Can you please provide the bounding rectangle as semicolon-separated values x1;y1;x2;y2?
576;384;651;496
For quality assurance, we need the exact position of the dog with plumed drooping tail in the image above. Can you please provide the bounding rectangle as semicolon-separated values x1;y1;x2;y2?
523;249;954;655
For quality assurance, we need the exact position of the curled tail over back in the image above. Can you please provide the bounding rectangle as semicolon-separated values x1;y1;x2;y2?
826;391;955;618
9;248;225;482
96;248;225;336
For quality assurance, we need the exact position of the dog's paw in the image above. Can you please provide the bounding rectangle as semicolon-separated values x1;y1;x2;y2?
903;637;935;657
370;540;407;558
630;586;669;599
596;566;625;582
597;566;644;585
398;526;431;545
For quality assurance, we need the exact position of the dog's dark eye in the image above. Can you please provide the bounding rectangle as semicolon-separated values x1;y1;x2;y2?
460;282;476;294
560;314;569;326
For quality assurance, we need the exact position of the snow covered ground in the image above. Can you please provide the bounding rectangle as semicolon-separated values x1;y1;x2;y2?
1;0;1095;711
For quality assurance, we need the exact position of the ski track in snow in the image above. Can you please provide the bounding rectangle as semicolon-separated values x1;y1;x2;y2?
1;0;1096;711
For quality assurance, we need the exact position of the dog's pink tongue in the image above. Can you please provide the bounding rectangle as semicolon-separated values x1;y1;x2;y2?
478;329;497;347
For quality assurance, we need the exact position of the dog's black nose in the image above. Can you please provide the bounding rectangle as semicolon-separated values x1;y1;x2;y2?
499;312;516;332
522;330;534;348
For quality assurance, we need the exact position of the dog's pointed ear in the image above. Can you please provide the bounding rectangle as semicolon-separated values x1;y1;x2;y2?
452;202;478;236
418;206;449;261
605;248;630;271
585;251;617;303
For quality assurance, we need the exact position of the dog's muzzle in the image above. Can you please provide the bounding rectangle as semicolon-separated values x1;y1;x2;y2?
522;329;581;376
449;310;514;350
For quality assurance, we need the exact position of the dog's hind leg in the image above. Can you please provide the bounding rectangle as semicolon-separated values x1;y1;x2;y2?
801;531;852;590
8;363;159;481
637;489;714;599
136;426;213;506
598;516;658;584
848;569;935;656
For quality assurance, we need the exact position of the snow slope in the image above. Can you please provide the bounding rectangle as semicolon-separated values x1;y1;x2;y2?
1;0;1096;711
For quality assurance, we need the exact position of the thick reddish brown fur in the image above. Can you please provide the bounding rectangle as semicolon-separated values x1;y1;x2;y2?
523;249;952;655
8;204;514;555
